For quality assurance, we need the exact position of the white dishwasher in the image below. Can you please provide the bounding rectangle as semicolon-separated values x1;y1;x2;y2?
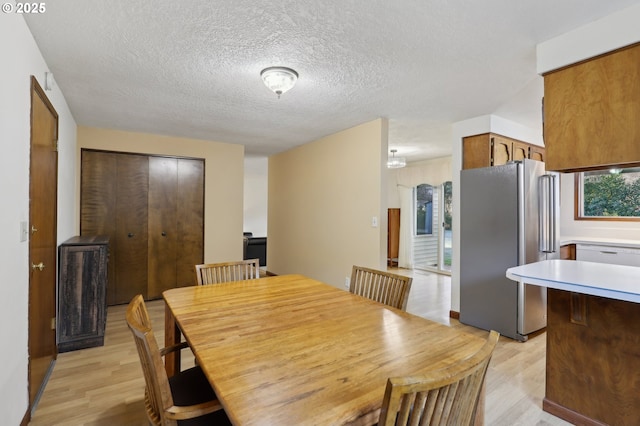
576;244;640;267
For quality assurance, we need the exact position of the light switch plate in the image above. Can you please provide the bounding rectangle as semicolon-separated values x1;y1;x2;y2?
20;221;28;242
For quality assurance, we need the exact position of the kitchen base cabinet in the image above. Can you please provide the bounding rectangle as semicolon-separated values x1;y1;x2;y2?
57;236;109;353
559;244;576;260
545;289;640;425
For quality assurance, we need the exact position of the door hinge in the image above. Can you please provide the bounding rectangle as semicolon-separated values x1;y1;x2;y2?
53;140;59;152
51;317;56;330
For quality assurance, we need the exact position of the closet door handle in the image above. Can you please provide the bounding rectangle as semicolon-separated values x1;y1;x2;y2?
128;233;134;238
161;231;167;237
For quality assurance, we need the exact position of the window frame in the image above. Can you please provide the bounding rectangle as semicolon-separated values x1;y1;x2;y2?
574;168;640;222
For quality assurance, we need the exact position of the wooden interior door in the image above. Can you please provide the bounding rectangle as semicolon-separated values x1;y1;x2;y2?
115;154;149;304
28;76;58;407
387;208;400;266
176;158;204;287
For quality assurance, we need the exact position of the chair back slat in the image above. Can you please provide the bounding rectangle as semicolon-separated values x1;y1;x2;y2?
350;266;413;311
379;330;500;426
126;295;175;426
195;259;260;285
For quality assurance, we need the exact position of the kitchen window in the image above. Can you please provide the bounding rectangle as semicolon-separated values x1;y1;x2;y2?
576;166;640;220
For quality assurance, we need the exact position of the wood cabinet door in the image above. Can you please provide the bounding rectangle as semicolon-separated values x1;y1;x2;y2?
58;242;108;351
491;135;512;166
176;158;205;287
462;134;492;169
512;140;528;162
528;145;545;162
544;43;640;171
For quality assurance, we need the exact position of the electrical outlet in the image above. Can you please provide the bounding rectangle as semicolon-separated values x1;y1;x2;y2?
345;277;350;289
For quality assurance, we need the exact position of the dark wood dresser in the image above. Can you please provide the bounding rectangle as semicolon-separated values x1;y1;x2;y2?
57;235;109;352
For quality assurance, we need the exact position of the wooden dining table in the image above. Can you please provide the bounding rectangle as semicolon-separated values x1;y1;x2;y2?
163;274;486;425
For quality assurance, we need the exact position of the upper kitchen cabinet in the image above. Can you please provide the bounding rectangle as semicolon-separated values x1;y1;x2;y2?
462;133;545;169
543;42;640;172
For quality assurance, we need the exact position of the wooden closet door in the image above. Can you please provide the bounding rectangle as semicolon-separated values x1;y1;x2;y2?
82;150;203;302
148;157;178;299
176;158;204;287
81;151;118;305
115;154;149;304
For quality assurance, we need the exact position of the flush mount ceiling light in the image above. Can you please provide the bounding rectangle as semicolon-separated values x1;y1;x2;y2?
387;149;407;169
260;66;298;98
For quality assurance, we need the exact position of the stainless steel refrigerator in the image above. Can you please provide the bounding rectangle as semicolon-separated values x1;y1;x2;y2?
460;159;559;341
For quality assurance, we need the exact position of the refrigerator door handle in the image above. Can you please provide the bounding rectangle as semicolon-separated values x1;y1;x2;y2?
538;174;556;253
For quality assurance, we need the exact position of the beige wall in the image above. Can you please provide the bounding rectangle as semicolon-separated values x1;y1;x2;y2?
268;119;388;288
77;126;245;262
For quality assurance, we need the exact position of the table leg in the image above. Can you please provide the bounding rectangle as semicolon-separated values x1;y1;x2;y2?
164;302;181;377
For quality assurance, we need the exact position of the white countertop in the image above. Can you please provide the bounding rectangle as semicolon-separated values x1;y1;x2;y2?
506;259;640;303
560;236;640;249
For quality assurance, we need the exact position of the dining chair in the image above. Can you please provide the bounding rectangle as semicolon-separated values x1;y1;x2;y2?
378;330;500;426
126;295;231;426
349;265;413;311
195;259;260;285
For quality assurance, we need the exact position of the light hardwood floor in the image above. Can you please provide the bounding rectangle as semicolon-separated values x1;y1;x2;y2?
30;269;570;426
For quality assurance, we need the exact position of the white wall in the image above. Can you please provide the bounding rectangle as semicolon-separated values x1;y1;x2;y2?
0;13;77;424
244;156;268;237
537;2;640;243
537;2;640;74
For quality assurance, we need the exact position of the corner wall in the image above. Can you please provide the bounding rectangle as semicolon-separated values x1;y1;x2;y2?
451;115;542;313
76;127;245;262
244;156;268;237
268;119;388;287
0;13;77;425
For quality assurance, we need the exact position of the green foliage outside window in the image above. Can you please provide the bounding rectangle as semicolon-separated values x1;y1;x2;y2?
582;169;640;217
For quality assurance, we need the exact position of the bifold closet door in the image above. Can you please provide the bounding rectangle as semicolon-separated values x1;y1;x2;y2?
82;150;203;304
80;151;118;304
81;151;148;305
147;157;178;299
115;154;149;304
176;158;204;287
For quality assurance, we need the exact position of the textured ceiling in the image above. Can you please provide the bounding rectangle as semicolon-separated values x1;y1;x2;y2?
24;0;639;162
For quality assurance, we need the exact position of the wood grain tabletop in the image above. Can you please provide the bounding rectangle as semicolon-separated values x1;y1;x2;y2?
163;274;485;425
